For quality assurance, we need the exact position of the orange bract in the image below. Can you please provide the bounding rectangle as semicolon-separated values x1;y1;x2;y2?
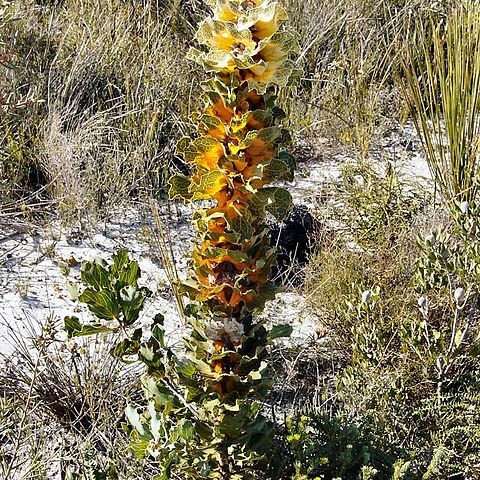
209;99;235;123
197;142;225;170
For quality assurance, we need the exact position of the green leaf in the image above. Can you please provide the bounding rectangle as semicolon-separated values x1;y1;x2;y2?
117;259;141;289
111;328;142;359
251;187;293;220
148;401;162;443
230;214;254;239
111;249;130;276
269;324;293;340
454;329;463;348
242;416;273;452
153;454;177;480
79;288;120;320
140;344;155;361
264;151;296;182
64;316;113;338
169;174;193;201
223;400;241;412
125;404;145;436
151;324;165;348
248;369;263;381
219;413;245;438
153;313;165;325
81;261;110;291
238;126;282;150
143;377;179;407
186;355;212;375
67;281;80;301
178;419;194;442
175;359;197;378
129;436;150;459
119;285;149;325
184;303;199;318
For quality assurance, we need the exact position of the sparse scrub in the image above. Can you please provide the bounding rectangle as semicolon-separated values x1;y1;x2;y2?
1;0;203;219
1;0;451;221
280;0;442;153
302;171;480;477
333;159;431;247
4;0;480;479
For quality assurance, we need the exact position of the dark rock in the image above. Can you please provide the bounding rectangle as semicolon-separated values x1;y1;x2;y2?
268;205;318;285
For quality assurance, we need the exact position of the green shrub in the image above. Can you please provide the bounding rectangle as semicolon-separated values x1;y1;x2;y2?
304;194;480;477
64;244;294;480
284;414;402;480
304;161;429;354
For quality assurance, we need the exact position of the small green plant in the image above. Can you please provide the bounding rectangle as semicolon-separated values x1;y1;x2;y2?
409;199;480;396
65;250;152;338
334;159;429;247
65;247;293;479
283;413;408;480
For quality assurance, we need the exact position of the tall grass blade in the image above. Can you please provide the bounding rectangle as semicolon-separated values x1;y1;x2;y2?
403;0;480;207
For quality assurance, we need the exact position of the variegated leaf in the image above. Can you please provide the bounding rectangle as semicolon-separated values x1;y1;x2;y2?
250;187;292;220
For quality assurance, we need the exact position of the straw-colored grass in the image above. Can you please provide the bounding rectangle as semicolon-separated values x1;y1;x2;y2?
1;0;448;223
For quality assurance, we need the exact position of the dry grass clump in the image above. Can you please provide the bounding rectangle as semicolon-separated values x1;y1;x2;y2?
280;0;447;153
304;227;419;358
0;315;153;479
0;0;454;224
1;0;203;220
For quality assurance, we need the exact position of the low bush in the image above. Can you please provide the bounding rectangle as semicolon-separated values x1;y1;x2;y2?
301;182;480;478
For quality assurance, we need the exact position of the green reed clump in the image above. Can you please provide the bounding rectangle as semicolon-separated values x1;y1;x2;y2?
403;0;480;208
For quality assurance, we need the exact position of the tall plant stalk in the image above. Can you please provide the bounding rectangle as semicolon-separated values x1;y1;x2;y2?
167;0;298;474
403;0;480;207
170;0;297;324
64;1;297;478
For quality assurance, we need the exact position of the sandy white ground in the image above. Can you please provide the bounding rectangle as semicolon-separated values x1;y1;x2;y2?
0;122;430;358
0;205;194;355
